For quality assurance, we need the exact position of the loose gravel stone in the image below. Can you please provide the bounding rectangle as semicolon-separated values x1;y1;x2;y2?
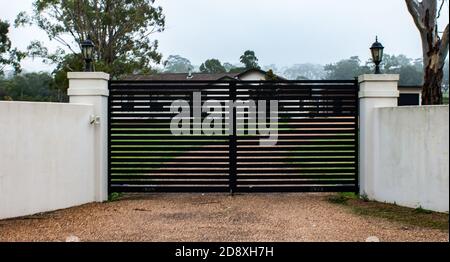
0;193;447;242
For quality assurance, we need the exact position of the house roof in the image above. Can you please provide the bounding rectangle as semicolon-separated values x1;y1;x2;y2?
122;72;239;81
120;68;284;81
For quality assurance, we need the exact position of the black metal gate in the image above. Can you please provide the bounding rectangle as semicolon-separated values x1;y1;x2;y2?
108;80;359;193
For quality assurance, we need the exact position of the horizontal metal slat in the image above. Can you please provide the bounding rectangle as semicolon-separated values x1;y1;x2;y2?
235;169;355;174
111;152;230;157
110;174;354;180
236;180;356;185
110;146;229;151
110;117;356;124
109;186;230;193
110;140;230;145
111;175;229;180
237;140;356;146
110;157;354;163
110;180;229;185
111;163;230;168
237;163;355;168
235;186;357;193
111;158;229;163
111;169;229;174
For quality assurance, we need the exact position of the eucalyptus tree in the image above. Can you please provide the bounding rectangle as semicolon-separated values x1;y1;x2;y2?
240;50;260;70
15;0;166;79
405;0;449;104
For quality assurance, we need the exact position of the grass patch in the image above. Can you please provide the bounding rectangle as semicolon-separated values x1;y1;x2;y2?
328;192;358;204
328;193;449;231
108;192;124;202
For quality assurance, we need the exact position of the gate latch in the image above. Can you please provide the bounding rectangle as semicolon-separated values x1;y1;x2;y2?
90;115;101;125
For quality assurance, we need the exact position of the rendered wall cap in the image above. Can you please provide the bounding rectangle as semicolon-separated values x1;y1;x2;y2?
67;72;110;97
67;72;110;80
358;74;400;83
359;90;400;98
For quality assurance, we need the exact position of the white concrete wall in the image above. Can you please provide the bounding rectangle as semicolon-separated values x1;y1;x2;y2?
359;74;400;198
0;101;96;219
68;72;109;202
372;105;449;213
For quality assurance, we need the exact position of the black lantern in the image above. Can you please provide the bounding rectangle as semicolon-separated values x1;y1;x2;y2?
370;36;384;74
81;37;95;72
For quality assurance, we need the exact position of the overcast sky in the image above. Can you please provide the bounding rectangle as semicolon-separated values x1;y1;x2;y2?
0;0;448;72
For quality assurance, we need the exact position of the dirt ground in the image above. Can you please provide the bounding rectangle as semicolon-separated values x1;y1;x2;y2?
0;193;448;242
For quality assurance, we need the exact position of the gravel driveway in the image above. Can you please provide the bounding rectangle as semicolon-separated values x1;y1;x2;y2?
0;193;447;242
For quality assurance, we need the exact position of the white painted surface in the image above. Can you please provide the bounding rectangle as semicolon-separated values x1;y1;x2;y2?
238;70;266;81
359;74;448;212
68;72;110;202
373;106;449;212
0;101;95;219
358;74;400;198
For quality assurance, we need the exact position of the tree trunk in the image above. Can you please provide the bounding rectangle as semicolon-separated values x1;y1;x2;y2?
406;0;449;105
423;59;444;105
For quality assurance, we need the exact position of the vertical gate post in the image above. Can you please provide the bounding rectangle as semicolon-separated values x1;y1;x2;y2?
358;74;399;198
229;82;237;194
67;72;110;202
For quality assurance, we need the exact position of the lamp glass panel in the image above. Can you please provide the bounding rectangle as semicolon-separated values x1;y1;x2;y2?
371;48;381;63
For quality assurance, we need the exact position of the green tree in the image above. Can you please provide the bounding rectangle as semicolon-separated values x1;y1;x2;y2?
0;19;25;75
240;50;260;70
52;53;83;101
397;65;423;86
324;56;371;80
381;54;423;85
0;76;7;99
282;63;325;80
163;55;193;73
265;69;278;81
199;59;226;73
0;72;59;102
16;0;166;80
382;54;413;71
228;67;246;73
223;62;238;73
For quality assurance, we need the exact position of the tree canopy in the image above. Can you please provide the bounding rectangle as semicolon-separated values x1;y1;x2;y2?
382;54;424;85
163;55;193;73
16;0;166;78
240;50;260;70
265;69;278;81
324;56;371;80
282;63;325;80
324;54;428;85
0;72;60;102
0;19;24;75
199;59;226;74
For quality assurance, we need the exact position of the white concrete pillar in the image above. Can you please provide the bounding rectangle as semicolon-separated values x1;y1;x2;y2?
67;72;110;202
358;74;399;198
